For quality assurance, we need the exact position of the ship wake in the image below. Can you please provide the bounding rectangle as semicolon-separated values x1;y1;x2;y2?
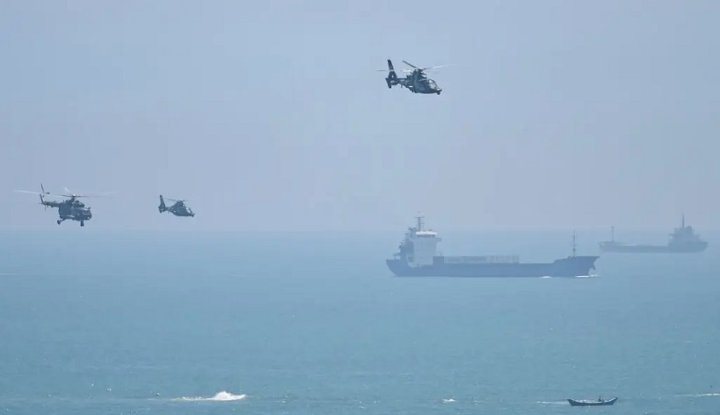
679;392;720;398
175;391;247;402
575;273;599;278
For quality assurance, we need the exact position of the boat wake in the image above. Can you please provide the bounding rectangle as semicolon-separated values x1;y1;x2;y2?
679;392;720;398
442;398;456;403
537;400;567;405
175;391;247;402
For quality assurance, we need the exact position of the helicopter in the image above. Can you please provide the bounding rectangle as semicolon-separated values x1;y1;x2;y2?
382;59;445;95
16;185;93;226
158;195;195;217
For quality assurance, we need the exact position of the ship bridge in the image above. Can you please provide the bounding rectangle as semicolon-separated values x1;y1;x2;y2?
405;217;441;267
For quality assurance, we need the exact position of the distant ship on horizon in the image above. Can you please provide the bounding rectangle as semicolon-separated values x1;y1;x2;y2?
386;217;598;278
599;216;708;253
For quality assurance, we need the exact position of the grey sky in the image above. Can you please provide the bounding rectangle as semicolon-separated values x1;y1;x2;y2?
1;1;718;231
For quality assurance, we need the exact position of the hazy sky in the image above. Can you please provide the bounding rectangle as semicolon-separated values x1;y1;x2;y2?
2;0;718;231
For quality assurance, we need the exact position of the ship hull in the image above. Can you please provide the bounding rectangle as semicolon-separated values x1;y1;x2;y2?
568;397;617;406
599;242;707;253
386;256;598;278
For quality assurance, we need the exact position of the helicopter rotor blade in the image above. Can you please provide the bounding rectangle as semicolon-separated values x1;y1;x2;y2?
16;187;113;200
376;68;414;74
56;190;115;198
421;64;453;71
81;191;116;198
16;189;69;198
60;186;79;198
402;60;419;69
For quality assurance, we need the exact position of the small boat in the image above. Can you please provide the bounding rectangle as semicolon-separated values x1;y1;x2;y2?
568;397;617;406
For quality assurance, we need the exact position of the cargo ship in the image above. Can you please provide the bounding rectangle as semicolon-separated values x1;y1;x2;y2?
599;216;708;253
386;217;598;277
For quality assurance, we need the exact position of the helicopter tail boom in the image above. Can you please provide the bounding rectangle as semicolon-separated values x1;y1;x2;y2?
158;195;167;213
386;59;399;88
38;184;52;207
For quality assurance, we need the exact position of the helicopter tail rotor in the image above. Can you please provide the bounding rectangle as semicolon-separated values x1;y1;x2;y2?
40;184;49;207
15;184;49;208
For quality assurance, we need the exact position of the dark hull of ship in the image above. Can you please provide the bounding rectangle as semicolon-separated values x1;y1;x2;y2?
386;256;598;278
568;397;617;406
599;242;707;253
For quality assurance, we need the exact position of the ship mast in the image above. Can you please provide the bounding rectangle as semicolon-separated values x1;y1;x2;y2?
416;215;424;231
572;232;577;257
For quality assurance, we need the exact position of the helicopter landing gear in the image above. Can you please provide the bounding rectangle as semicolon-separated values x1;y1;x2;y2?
57;219;62;225
80;221;84;227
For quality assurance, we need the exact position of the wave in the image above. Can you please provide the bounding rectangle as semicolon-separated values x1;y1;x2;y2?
176;391;247;402
442;398;456;403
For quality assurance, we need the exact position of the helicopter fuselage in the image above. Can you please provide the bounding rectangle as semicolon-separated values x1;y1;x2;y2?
158;195;195;217
398;71;441;94
166;202;194;217
384;60;442;95
43;197;92;226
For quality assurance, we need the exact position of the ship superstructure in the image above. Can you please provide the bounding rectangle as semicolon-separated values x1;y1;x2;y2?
599;216;708;253
387;217;598;277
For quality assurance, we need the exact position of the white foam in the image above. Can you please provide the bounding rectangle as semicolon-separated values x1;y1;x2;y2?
442;398;456;403
176;391;247;402
540;276;552;279
577;272;600;278
537;400;567;405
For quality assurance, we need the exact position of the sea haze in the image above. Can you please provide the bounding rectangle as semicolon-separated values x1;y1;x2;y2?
0;231;718;415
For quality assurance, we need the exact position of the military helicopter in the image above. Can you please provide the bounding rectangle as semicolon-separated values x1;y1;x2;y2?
16;185;93;226
381;59;445;95
158;195;195;217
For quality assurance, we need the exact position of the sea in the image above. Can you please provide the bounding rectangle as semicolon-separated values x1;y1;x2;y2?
0;230;718;415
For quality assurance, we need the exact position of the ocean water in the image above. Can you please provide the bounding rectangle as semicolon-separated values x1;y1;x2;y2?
0;230;718;415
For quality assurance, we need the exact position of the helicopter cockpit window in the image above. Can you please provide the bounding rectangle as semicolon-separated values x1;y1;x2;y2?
428;80;438;89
